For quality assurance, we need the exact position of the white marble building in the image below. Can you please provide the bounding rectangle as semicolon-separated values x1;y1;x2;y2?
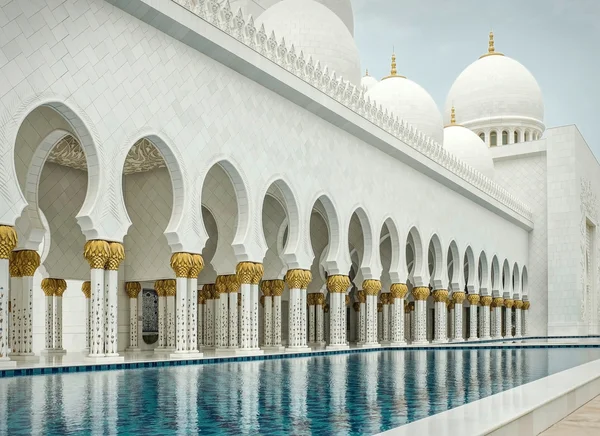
0;0;595;363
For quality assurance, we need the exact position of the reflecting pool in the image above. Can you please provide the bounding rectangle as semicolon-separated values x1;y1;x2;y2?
3;347;600;435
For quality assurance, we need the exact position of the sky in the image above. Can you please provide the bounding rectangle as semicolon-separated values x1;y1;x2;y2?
352;0;600;156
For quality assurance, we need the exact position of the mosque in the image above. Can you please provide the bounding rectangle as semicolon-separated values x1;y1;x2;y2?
0;0;596;364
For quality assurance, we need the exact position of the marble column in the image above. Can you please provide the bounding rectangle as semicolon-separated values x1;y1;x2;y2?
452;291;466;342
433;289;449;343
171;253;192;355
327;275;351;350
492;297;504;339
271;280;285;349
204;284;214;347
236;262;264;353
82;281;91;352
467;294;480;341
155;280;167;350
504;299;514;339
0;227;16;366
164;279;177;350
197;289;205;349
41;278;55;352
514;300;523;338
315;293;325;345
308;294;316;344
187;254;203;353
214;275;228;350
261;281;273;347
285;269;311;351
448;302;455;340
14;250;41;359
480;296;492;340
411;287;430;345
9;251;20;355
491;301;496;337
227;275;240;350
126;282;142;351
522;301;530;336
103;242;124;358
382;293;390;343
377;303;383;341
361;279;381;347
357;290;366;344
53;279;67;352
390;283;407;346
404;303;411;342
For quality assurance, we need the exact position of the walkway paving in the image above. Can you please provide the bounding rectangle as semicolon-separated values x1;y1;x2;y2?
541;395;600;435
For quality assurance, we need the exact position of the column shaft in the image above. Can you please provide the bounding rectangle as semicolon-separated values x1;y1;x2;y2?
263;295;272;346
90;268;105;356
187;277;198;352
273;295;282;346
308;302;315;343
129;297;138;349
166;295;175;349
382;301;390;342
54;295;63;350
359;302;366;343
158;294;166;348
104;269;119;355
316;301;324;344
44;295;54;350
229;291;238;348
10;273;20;354
240;283;251;349
453;304;463;341
175;276;188;352
86;297;91;351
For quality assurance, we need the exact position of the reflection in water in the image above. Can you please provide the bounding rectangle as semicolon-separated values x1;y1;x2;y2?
3;348;600;435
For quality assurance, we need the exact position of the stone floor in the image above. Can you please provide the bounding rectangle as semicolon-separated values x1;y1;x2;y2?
541;395;600;435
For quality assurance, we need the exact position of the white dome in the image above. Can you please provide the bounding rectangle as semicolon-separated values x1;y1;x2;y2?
445;38;544;129
443;124;495;179
361;73;378;92
257;0;361;85
366;70;444;144
230;0;355;35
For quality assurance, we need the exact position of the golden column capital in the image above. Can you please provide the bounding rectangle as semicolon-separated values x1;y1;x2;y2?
523;301;530;310
15;250;40;276
163;279;176;296
170;252;192;278
54;278;67;296
285;269;312;289
452;291;466;304
357;290;366;303
377;303;383;312
433;289;449;303
126;282;142;298
324;303;330;313
412;286;430;301
390;283;408;299
380;293;387;304
328;275;351;294
225;274;240;293
362;279;381;296
236;262;263;285
514;300;524;309
467;294;480;306
353;302;360;312
202;284;214;299
0;225;17;259
260;295;265;307
448;301;455;310
41;278;56;296
9;252;21;278
252;263;264;284
154;280;165;297
480;295;493;306
504;299;514;309
82;281;91;298
493;297;504;307
198;289;206;304
271;279;285;296
84;240;110;269
189;254;204;279
105;242;125;270
215;275;227;296
404;301;410;313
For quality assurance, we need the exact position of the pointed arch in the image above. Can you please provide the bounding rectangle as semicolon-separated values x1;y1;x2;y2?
521;266;529;296
310;193;342;274
502;259;511;294
447;240;461;291
427;233;445;289
348;206;376;278
380;217;402;283
478;251;490;295
512;263;521;295
491;255;500;294
406;226;424;286
463;246;476;292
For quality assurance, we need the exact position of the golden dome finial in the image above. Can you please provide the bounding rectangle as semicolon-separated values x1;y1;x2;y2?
382;50;406;80
480;31;504;59
445;105;462;128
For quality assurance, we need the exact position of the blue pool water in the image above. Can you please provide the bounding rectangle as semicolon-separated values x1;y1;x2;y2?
3;347;600;435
